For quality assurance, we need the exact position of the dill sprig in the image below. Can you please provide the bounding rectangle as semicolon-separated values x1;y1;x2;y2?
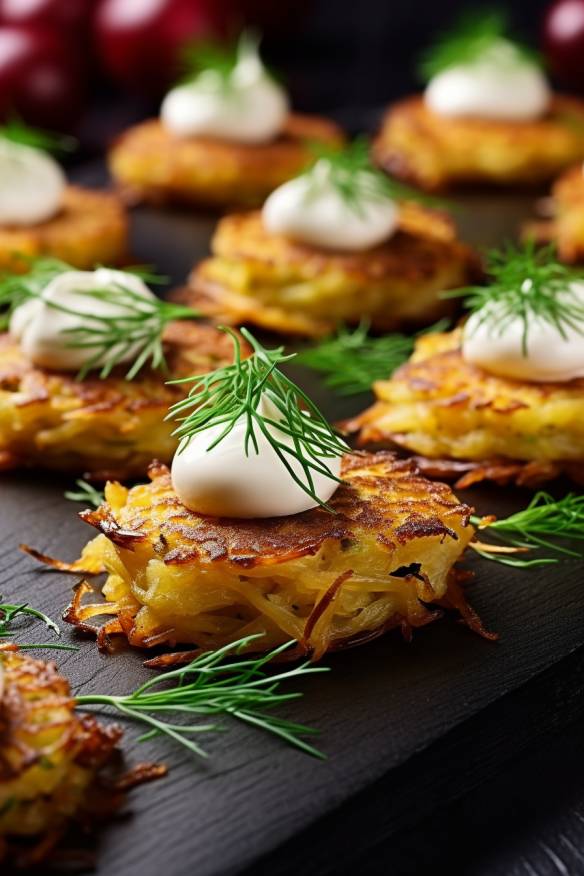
470;492;584;568
447;241;584;356
76;635;328;759
295;318;451;397
167;327;348;512
419;8;541;81
180;31;264;89
0;596;75;651
0;257;201;380
65;479;105;508
0;118;77;154
300;138;444;215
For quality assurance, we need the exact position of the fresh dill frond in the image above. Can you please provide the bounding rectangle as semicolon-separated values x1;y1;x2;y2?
300;138;445;214
470;492;584;567
76;634;328;759
64;479;105;508
446;241;584;355
295;318;451;397
0;257;201;380
180;30;265;89
419;8;541;81
167;327;348;512
0;596;76;651
0;118;77;154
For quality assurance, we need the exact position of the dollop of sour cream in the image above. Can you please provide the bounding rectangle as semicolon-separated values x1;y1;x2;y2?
462;280;584;382
10;268;155;373
171;394;343;518
0;138;65;226
160;39;289;143
262;160;399;251
424;39;551;121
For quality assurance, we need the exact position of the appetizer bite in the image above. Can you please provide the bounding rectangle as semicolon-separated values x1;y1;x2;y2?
352;243;584;487
54;331;478;660
109;34;343;209
0;121;128;270
0;646;163;866
374;12;584;191
185;141;478;337
0;260;244;478
526;163;584;263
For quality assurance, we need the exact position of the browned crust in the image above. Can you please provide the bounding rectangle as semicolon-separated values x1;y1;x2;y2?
0;186;129;271
374;94;584;191
109;114;345;209
524;164;584;263
79;452;473;569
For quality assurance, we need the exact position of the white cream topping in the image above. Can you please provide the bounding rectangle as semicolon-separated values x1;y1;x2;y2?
171;394;342;518
0;139;65;226
262;160;399;251
160;39;289;143
9;268;156;373
424;39;551;121
462;280;584;382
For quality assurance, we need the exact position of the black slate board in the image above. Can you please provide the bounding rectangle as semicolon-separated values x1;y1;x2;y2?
1;180;583;876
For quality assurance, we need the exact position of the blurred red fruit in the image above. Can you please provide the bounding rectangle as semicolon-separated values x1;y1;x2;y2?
93;0;221;95
543;0;584;85
0;0;96;33
0;25;84;129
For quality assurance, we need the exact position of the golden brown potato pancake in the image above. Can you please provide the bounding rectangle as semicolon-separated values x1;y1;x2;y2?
109;114;344;209
374;95;584;191
54;452;482;661
0;646;165;867
0;186;129;271
350;329;584;486
525;164;584;263
0;322;245;479
184;204;479;337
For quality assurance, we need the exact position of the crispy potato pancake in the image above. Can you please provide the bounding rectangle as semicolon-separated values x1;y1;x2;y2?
184;205;478;337
0;186;128;271
0;322;244;479
109;115;344;209
374;95;584;191
525;165;584;263
61;452;477;660
351;330;584;482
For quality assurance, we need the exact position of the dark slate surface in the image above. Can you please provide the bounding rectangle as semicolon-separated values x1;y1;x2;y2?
1;175;583;875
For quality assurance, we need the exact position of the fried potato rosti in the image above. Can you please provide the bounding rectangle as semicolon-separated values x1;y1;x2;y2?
0;186;128;271
525;164;584;263
0;322;245;479
374;96;584;191
108;115;344;210
184;205;478;337
0;646;164;867
58;452;478;660
351;329;584;483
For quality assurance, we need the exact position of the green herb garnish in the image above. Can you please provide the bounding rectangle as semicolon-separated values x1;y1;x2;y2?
77;634;328;759
65;479;105;508
295;318;451;397
446;241;584;356
0;596;75;651
300;138;444;215
419;8;541;81
0;257;201;380
181;30;265;90
167;327;347;512
0;118;77;155
470;492;584;567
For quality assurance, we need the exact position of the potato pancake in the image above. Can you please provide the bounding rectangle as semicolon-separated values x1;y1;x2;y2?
60;452;477;661
374;95;584;191
351;330;584;483
0;186;128;271
184;205;478;337
525;164;584;263
0;322;245;479
109;115;344;210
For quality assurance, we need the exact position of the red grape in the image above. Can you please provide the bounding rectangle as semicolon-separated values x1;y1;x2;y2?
0;0;96;34
0;25;84;130
93;0;220;94
543;0;584;85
